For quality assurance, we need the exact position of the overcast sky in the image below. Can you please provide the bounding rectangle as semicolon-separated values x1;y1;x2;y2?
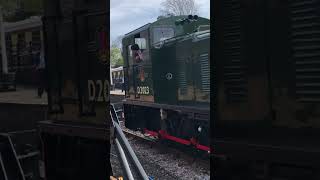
110;0;210;44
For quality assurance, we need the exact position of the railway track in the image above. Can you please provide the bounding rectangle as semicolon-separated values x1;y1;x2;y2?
120;120;210;164
113;102;210;162
120;125;210;180
111;103;210;179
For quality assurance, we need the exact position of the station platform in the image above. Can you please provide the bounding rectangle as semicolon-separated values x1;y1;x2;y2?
110;90;125;103
110;89;125;96
0;86;47;132
0;86;47;105
0;86;47;178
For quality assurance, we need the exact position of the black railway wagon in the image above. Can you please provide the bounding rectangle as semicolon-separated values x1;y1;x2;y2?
213;0;320;179
39;0;109;179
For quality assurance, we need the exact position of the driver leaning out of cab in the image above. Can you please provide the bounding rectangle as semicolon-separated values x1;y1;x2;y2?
131;44;144;63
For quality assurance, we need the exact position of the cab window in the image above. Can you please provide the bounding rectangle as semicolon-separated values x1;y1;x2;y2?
134;38;147;50
152;27;174;44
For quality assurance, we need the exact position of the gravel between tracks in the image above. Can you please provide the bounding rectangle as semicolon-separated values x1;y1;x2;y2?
110;136;210;180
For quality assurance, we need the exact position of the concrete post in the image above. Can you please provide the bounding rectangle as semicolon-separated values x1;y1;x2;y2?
0;7;8;74
110;65;113;87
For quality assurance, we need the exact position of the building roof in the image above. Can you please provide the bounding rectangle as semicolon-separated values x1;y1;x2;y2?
111;66;123;72
4;16;42;33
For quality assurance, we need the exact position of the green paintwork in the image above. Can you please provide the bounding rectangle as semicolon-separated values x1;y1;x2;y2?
152;30;210;106
122;15;210;107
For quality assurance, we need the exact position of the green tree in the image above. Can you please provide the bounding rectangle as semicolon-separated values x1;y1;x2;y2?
111;35;124;49
110;45;123;67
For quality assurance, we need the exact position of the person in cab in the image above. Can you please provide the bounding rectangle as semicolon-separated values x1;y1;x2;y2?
131;44;143;63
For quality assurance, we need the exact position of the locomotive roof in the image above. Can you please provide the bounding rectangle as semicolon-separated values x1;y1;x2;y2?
123;15;209;39
124;23;151;37
153;29;210;49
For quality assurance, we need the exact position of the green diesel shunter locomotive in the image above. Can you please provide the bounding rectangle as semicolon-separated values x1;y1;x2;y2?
122;15;210;152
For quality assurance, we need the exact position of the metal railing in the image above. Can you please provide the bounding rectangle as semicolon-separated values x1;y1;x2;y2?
0;129;40;180
110;104;150;180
